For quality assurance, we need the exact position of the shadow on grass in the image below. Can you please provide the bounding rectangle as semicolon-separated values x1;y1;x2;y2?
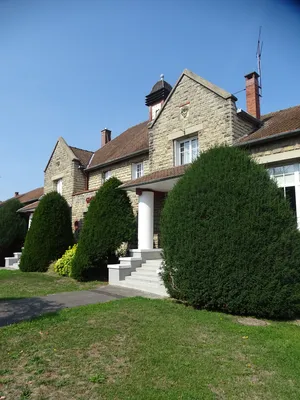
0;296;65;328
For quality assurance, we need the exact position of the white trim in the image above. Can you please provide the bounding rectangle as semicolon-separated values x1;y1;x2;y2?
255;149;300;165
175;135;199;166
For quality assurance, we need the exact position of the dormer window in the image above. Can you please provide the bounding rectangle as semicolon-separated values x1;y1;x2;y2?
175;137;199;166
132;162;144;179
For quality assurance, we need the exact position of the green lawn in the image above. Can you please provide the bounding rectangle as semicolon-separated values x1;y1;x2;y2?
1;298;300;399
0;270;105;300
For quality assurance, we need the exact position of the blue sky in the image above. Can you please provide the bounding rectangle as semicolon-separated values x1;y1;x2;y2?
0;0;299;200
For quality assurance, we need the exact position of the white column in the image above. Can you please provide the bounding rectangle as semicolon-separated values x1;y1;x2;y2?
28;212;34;230
138;190;154;249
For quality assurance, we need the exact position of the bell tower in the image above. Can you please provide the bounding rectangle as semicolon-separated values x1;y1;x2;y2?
145;74;172;121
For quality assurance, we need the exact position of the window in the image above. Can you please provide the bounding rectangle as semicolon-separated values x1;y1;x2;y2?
151;103;161;120
103;170;111;182
268;163;300;224
56;178;63;195
132;162;144;179
175;137;199;166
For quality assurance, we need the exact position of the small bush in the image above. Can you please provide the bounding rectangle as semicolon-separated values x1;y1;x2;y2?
0;199;27;265
161;146;300;319
72;177;136;281
19;192;74;272
54;244;77;276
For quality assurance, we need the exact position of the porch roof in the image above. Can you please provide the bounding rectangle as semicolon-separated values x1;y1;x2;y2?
17;200;40;213
119;165;187;192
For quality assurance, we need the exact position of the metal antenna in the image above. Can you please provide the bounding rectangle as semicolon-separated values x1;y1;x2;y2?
256;26;263;97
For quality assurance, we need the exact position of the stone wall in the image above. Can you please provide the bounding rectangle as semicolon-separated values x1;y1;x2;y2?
44;139;86;205
248;137;300;159
71;189;98;227
231;110;256;142
148;74;257;173
148;75;233;172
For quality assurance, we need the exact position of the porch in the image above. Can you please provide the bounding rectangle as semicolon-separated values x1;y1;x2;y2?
108;166;186;295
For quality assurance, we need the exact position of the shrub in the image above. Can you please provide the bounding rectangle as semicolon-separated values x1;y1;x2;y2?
0;199;27;265
19;192;74;272
161;146;300;319
54;244;77;276
72;177;136;281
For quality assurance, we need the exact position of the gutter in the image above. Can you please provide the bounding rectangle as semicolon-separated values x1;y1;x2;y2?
86;148;149;172
235;128;300;147
120;171;185;190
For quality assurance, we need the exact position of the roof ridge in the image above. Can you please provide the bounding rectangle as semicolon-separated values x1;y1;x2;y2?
69;145;94;153
95;120;148;151
262;104;300;118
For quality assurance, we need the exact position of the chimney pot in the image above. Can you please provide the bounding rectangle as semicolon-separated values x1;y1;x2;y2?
245;71;261;120
15;191;19;197
101;128;111;147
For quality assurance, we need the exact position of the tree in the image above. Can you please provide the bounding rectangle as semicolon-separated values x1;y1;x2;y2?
72;177;136;281
161;146;300;319
19;192;74;272
0;199;27;265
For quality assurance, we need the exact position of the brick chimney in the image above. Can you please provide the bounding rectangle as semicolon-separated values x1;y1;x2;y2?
14;191;19;197
245;71;261;120
101;128;111;147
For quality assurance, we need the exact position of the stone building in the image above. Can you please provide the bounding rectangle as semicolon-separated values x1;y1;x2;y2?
18;68;300;293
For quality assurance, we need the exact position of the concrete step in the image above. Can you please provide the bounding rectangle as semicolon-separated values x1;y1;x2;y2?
126;274;161;285
144;259;163;265
137;264;160;272
118;280;167;297
5;256;18;268
132;269;158;277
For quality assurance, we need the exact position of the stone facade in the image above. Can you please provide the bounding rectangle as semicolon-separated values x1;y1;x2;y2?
43;70;271;247
248;137;300;159
148;74;256;173
71;189;97;227
44;138;86;205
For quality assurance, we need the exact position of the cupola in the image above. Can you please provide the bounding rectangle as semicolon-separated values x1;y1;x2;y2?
145;74;172;121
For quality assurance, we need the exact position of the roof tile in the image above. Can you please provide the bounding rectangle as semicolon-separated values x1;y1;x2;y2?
239;105;300;143
88;121;149;169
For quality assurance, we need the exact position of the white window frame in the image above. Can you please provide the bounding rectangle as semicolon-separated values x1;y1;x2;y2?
103;170;111;182
132;162;144;179
268;163;300;228
174;136;199;166
56;178;63;195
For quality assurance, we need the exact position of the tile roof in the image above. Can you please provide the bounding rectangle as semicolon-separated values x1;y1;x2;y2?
2;187;44;206
87;121;149;169
120;165;187;189
17;200;40;213
239;105;300;143
69;146;94;167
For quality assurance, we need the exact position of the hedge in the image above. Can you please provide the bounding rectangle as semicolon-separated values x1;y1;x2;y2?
161;146;300;319
72;177;136;281
19;192;74;272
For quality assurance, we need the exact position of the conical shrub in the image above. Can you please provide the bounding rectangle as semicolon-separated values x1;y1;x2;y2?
161;146;300;319
19;192;74;272
72;177;136;281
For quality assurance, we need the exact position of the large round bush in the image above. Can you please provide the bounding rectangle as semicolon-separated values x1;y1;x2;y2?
0;199;27;265
161;146;300;319
19;192;74;272
72;177;136;281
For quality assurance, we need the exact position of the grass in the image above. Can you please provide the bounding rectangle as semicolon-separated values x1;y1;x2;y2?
0;270;105;300
0;298;300;399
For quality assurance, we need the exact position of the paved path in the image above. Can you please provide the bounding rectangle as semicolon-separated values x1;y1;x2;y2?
0;285;163;327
